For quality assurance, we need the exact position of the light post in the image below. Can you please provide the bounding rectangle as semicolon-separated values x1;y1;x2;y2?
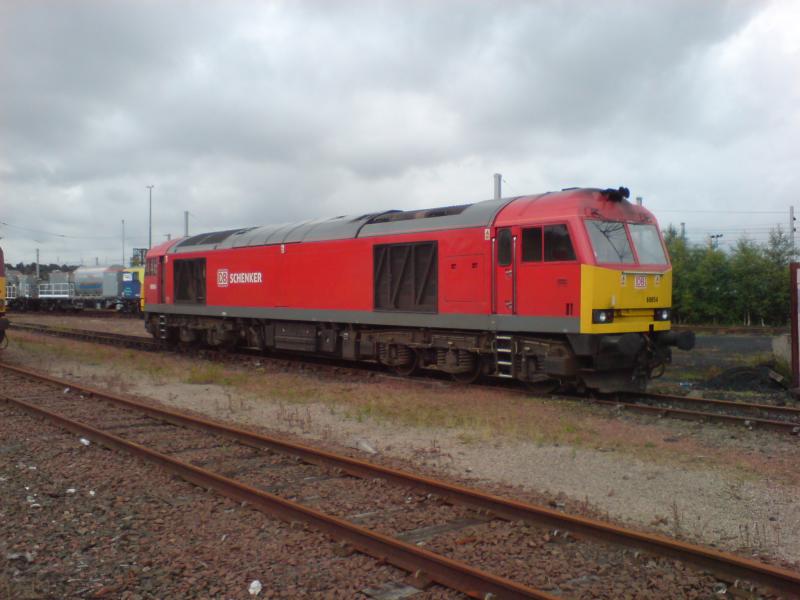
146;185;155;248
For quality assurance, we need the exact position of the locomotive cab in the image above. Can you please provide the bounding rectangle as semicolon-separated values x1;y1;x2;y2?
493;187;693;392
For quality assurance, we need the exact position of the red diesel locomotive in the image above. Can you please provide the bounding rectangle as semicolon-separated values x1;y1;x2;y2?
143;187;693;392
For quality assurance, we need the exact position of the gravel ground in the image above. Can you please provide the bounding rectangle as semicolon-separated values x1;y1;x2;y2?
0;365;755;598
4;318;800;573
0;404;463;599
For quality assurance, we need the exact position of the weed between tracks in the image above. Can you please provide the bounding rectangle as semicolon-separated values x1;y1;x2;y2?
5;330;800;484
7;331;604;446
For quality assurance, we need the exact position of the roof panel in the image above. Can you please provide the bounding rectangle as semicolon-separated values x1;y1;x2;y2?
168;196;520;253
357;197;515;238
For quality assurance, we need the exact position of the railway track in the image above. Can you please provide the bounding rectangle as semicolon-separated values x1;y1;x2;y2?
603;391;800;435
9;321;157;350
9;320;800;435
8;308;140;319
1;361;798;598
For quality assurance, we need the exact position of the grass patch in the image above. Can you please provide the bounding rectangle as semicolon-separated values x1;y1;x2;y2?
184;363;241;386
7;331;782;476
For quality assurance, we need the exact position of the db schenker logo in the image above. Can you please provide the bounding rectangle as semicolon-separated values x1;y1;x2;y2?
217;268;263;287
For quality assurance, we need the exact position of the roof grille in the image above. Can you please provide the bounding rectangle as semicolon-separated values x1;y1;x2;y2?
176;228;247;247
368;204;471;224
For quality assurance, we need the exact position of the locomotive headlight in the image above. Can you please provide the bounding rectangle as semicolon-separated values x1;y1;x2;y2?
654;308;671;321
592;309;614;324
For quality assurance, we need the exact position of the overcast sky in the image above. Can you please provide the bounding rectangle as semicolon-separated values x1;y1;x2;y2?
1;0;798;266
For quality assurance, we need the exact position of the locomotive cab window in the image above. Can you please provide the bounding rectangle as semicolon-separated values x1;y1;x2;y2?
497;229;513;266
522;225;575;262
521;227;542;262
629;223;668;265
586;220;635;264
174;258;206;304
544;224;576;262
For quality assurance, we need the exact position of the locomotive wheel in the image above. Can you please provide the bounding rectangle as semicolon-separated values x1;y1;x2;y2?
525;378;560;395
393;348;419;377
206;328;236;351
450;355;482;384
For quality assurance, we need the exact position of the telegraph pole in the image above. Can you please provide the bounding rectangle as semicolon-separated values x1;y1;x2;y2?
122;219;126;267
493;173;502;200
146;185;155;248
790;206;796;252
184;210;189;237
35;248;40;279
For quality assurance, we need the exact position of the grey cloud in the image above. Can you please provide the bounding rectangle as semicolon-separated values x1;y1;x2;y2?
0;0;797;263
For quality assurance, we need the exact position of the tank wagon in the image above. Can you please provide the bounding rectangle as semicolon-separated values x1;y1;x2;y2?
144;187;694;392
0;246;8;344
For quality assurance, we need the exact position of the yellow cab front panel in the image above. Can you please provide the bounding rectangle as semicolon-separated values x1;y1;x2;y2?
580;264;673;334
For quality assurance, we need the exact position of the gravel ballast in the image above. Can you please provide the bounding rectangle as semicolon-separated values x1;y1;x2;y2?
4;321;800;573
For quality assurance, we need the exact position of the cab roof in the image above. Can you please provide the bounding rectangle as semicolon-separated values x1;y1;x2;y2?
495;187;656;226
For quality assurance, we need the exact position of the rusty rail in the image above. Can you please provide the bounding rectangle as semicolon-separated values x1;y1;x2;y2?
2;362;799;596
608;392;800;434
9;322;156;351
0;392;555;600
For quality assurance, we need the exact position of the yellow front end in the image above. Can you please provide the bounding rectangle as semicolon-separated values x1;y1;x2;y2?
122;266;146;312
580;264;673;334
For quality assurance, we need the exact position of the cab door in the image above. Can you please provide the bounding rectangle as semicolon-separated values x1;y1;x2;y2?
158;257;167;304
493;227;518;314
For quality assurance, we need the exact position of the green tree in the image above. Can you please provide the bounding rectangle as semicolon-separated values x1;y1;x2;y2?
761;228;795;325
685;246;733;324
729;238;767;325
664;225;691;323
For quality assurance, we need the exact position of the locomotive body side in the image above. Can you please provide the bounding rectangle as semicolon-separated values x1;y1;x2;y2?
143;188;692;391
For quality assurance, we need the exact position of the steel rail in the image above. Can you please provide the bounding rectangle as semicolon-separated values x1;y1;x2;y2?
9;322;157;350
599;396;800;434
634;391;800;420
2;362;799;595
0;392;556;600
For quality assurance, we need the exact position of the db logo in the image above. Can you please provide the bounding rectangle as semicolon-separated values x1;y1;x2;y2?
217;269;229;288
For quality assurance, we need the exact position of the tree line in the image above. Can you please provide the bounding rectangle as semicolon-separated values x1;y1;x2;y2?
664;226;795;326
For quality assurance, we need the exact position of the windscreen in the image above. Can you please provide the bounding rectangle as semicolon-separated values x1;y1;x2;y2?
629;223;668;265
585;220;635;264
